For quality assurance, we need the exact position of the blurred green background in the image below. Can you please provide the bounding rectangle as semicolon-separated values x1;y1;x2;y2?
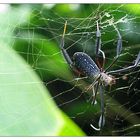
0;4;140;136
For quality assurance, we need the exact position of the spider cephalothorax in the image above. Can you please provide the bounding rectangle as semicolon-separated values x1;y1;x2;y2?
59;20;140;131
100;73;116;86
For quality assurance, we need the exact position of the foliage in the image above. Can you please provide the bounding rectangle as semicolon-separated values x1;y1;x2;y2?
0;4;85;136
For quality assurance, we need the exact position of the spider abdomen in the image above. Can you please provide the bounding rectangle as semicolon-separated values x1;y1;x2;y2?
73;52;100;78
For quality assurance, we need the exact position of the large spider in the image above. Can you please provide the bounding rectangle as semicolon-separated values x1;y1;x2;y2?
59;20;140;131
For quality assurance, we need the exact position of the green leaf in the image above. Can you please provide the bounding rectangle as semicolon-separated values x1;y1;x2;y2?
0;5;31;45
123;4;140;15
0;43;85;136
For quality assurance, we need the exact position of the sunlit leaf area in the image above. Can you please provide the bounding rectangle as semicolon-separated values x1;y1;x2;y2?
0;4;140;136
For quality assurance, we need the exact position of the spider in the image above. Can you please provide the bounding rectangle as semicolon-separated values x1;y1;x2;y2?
59;20;140;131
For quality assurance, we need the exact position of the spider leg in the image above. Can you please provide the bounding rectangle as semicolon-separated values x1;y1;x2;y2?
90;75;101;105
105;23;122;72
95;21;105;70
90;78;105;131
91;81;99;105
90;82;101;131
107;51;140;74
91;83;98;105
98;83;105;129
95;21;101;55
60;21;73;68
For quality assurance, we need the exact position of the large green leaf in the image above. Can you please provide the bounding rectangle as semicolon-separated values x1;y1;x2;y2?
0;43;85;136
0;5;30;45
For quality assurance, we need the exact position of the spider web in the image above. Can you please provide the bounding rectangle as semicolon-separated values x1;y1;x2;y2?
0;4;140;136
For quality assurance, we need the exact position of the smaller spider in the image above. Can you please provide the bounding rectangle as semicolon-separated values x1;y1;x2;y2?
59;20;140;131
